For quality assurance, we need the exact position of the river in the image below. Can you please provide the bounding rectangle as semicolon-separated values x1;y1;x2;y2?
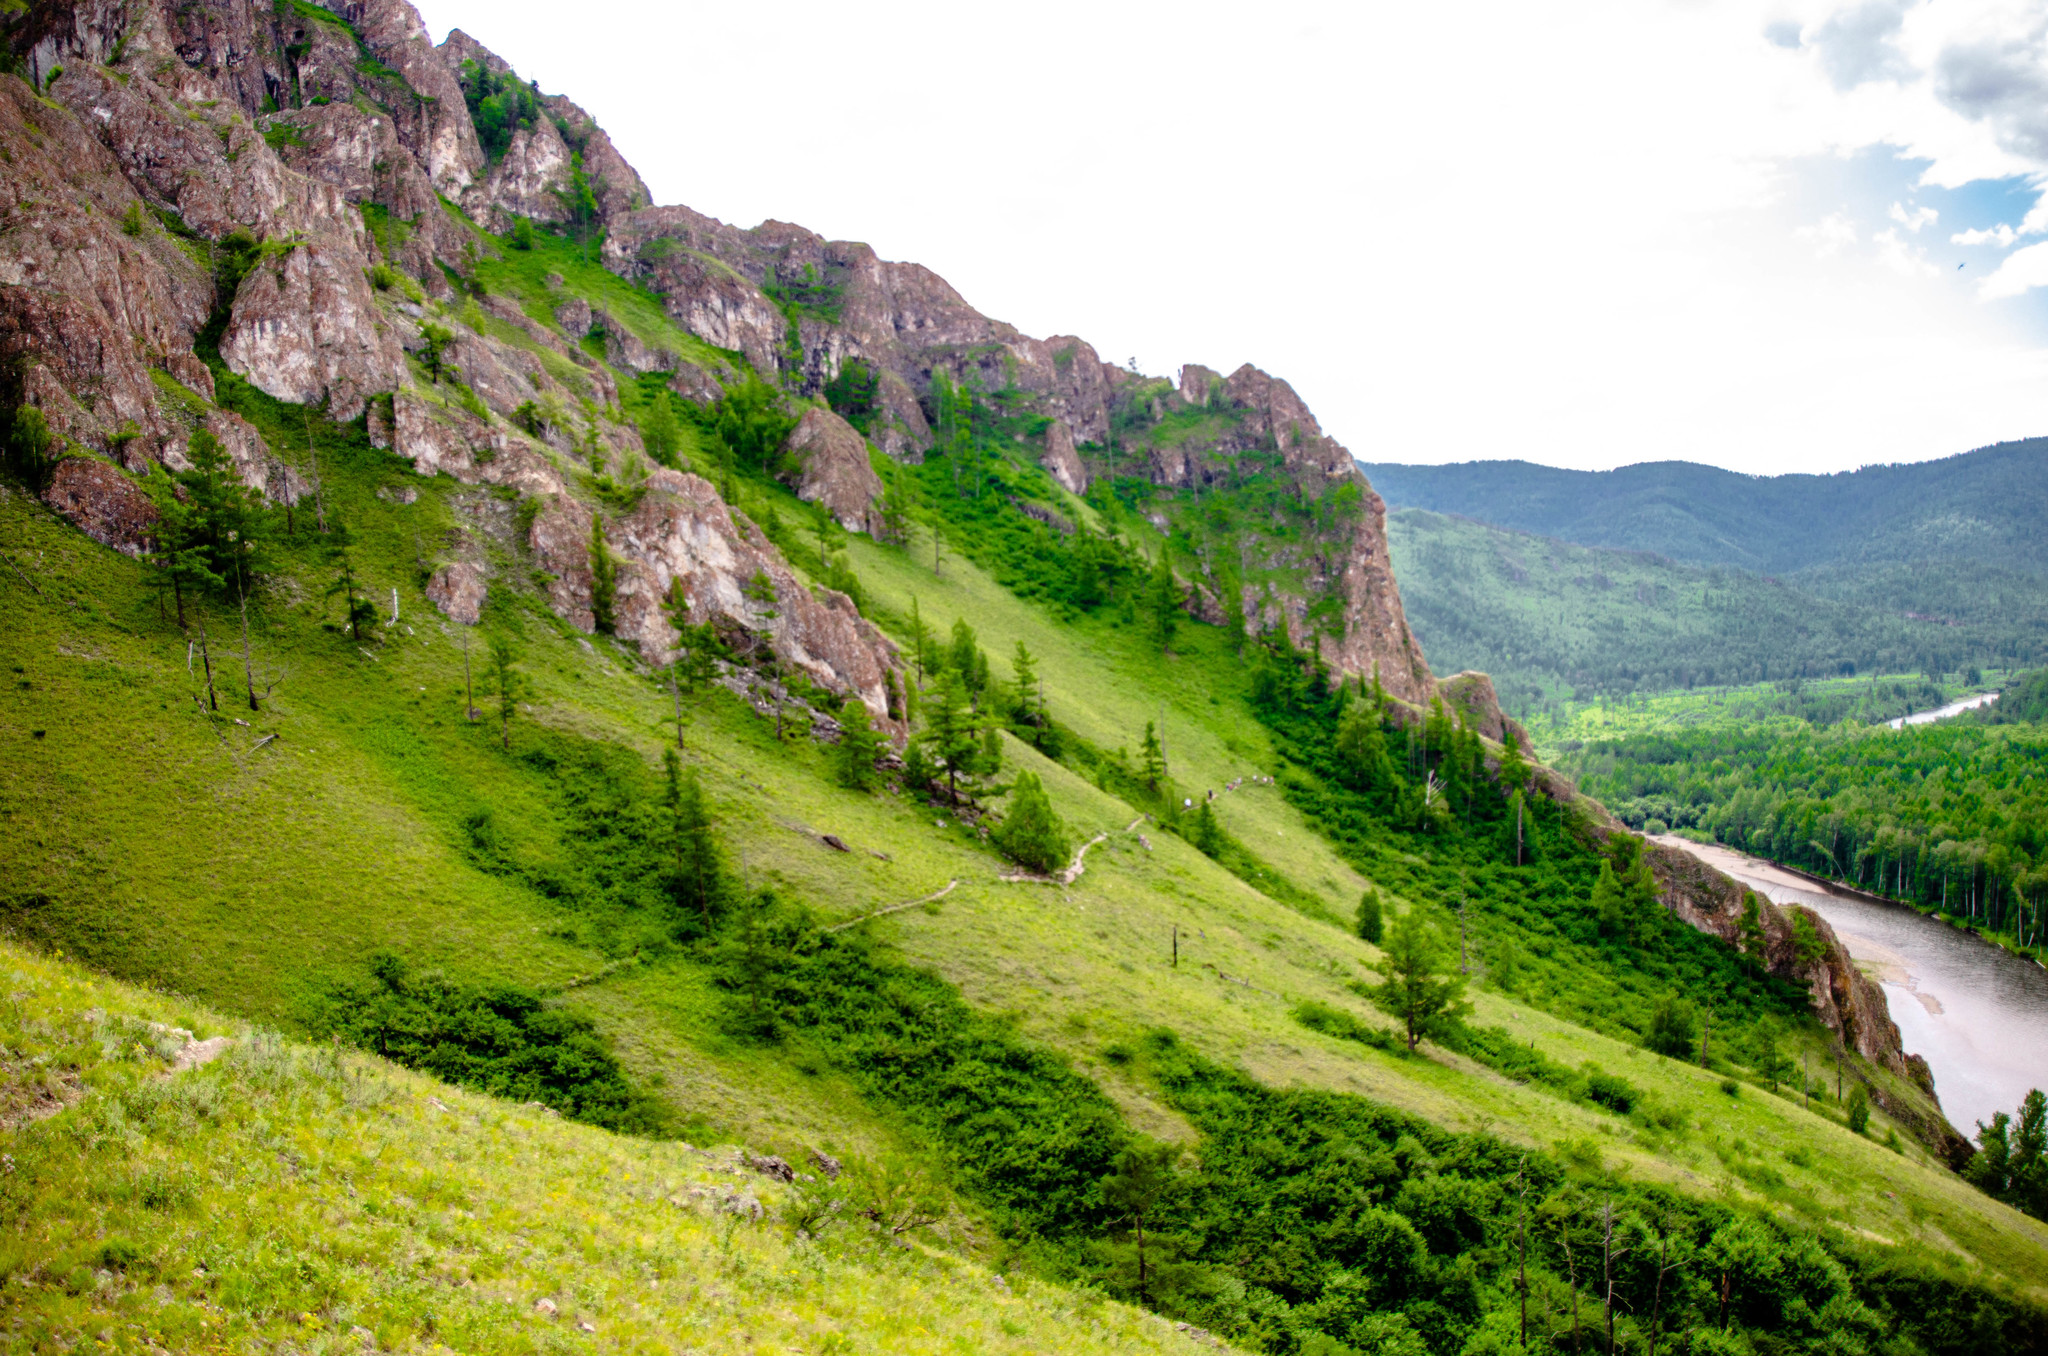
1888;691;1998;729
1654;837;2048;1135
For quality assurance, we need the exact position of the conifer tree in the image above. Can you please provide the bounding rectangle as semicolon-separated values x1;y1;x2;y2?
1335;698;1396;797
323;522;376;642
1146;554;1181;653
1007;641;1040;728
1498;727;1531;796
992;770;1070;874
1139;720;1166;793
589;516;618;634
486;636;524;750
834;698;882;791
663;748;727;929
1356;887;1385;945
1190;798;1223;857
1368;911;1471;1052
923;669;979;801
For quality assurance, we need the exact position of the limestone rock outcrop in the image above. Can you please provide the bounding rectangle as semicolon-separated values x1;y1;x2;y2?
1041;419;1087;496
42;455;158;557
784;408;882;534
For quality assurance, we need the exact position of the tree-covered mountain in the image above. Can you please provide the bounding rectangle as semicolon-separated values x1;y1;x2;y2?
1385;508;2048;710
1359;440;2048;581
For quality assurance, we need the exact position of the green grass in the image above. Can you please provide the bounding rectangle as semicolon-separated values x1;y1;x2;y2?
472;226;739;379
5;404;2048;1323
0;940;1204;1356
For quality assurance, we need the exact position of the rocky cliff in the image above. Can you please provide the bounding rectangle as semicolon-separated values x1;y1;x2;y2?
3;0;1435;719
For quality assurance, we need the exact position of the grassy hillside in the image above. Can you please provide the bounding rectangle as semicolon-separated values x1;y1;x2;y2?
7;399;2048;1348
0;939;1195;1356
1383;507;2035;711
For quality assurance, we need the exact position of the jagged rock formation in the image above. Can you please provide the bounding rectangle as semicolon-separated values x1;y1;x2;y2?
784;407;883;534
0;0;902;727
3;0;1431;716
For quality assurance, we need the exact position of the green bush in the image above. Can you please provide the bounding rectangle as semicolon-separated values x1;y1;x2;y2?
305;953;671;1135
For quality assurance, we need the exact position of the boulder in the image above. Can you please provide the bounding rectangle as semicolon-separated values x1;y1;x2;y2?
783;408;882;534
42;457;157;558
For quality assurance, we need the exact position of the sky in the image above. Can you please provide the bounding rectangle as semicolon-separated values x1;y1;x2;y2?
408;0;2048;475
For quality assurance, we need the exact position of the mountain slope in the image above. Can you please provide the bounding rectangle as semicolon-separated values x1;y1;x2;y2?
1383;508;2047;708
1360;440;2048;581
3;1;2048;1350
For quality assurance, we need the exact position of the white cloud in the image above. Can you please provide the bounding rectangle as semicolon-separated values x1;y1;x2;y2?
1889;201;1939;229
1809;0;1920;90
1875;226;1943;275
1797;212;1861;255
1977;239;2048;297
1952;223;2019;246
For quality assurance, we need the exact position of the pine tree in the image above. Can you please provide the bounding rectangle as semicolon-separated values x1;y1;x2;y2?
1335;698;1396;797
923;669;979;801
589;516;618;634
1592;860;1628;939
907;596;934;685
323;523;377;643
1356;887;1385;945
948;619;982;698
1139;720;1165;793
1146;554;1181;653
1498;727;1531;797
1368;911;1471;1052
834;697;882;791
1645;994;1698;1058
663;749;727;929
1007;641;1040;728
992;770;1070;874
486;636;524;750
639;391;681;467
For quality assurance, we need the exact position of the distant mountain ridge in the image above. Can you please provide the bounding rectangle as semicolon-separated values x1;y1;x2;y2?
1358;439;2048;580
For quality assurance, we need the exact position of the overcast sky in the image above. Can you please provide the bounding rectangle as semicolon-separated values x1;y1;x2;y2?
409;0;2048;475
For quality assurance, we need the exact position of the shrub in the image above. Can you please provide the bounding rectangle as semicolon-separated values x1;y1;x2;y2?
992;771;1070;875
1847;1083;1870;1134
307;953;670;1135
1645;993;1698;1058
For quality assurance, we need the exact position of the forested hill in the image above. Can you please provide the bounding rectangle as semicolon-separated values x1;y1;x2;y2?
1359;439;2048;579
1386;508;2048;710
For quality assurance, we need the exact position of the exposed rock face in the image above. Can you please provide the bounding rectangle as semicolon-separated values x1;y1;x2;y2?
1330;486;1433;706
42;456;158;557
1041;419;1087;495
1435;671;1529;747
599;470;903;734
220;227;409;422
426;561;488;626
1635;831;1970;1161
784;408;882;534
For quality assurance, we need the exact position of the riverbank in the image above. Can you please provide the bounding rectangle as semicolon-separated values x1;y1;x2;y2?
1661;833;2046;969
1655;835;2048;1135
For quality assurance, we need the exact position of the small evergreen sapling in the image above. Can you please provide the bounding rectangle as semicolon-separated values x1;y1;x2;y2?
833;697;882;791
1356;887;1385;945
663;749;728;929
992;771;1070;875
